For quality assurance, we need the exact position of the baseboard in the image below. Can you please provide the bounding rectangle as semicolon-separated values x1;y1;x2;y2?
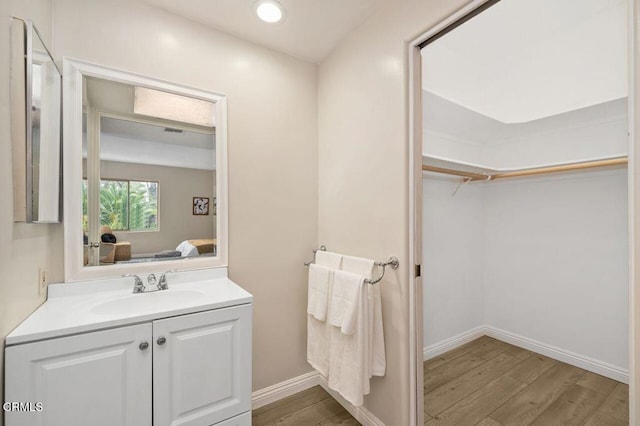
423;326;486;361
251;371;320;410
251;370;386;425
317;376;386;426
422;325;629;383
485;326;630;384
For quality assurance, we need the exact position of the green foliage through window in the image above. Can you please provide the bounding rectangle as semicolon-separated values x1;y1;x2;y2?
82;179;158;232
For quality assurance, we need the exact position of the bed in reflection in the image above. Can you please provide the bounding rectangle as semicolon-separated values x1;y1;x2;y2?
176;239;216;257
106;239;217;264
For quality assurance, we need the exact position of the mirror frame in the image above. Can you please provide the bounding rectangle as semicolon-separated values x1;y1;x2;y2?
63;58;228;282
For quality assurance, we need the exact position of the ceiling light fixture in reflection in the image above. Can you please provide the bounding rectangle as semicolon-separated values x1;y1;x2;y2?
134;87;216;127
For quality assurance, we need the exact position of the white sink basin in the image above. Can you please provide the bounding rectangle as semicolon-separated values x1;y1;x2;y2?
5;269;254;346
91;290;204;316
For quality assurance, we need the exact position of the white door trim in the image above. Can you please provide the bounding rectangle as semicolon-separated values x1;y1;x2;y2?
628;0;639;421
407;3;497;424
406;0;637;424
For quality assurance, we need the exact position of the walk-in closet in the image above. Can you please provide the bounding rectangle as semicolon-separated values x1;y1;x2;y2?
420;0;630;424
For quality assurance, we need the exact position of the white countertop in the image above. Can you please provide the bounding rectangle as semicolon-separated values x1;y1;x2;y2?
6;268;252;345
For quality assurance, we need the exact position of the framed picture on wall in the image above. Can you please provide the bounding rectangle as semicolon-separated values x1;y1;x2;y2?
193;197;210;215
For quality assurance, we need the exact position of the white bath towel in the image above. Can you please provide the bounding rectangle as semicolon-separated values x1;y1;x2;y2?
315;250;343;269
368;284;386;377
307;264;332;321
327;276;368;406
341;255;375;278
307;315;330;377
328;270;364;334
341;255;386;381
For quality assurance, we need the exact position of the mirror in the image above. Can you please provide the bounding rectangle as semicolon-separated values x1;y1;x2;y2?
11;20;62;223
64;59;227;281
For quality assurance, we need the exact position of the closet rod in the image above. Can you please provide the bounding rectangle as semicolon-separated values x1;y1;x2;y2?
422;156;628;181
490;157;628;180
421;165;489;180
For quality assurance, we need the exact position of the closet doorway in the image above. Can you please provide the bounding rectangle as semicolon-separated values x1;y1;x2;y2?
408;0;637;424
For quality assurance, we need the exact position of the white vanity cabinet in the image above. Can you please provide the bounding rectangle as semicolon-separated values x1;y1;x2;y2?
153;305;252;425
5;303;252;426
5;323;153;426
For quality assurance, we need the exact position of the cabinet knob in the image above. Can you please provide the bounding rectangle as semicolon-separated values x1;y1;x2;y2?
157;337;166;345
139;341;149;350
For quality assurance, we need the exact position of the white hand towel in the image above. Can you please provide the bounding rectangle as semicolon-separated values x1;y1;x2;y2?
315;250;343;269
327;278;368;406
307;264;332;321
307;251;341;377
328;270;364;334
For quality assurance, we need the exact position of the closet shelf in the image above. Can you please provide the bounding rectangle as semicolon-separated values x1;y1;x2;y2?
422;154;628;182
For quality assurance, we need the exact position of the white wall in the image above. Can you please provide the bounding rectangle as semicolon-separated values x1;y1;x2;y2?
423;130;485;165
486;112;628;168
98;134;216;171
0;3;65;424
483;171;629;369
422;170;629;371
52;0;318;392
318;0;470;423
422;177;484;346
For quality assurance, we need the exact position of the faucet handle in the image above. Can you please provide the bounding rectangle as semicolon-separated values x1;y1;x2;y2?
124;274;145;293
158;270;177;291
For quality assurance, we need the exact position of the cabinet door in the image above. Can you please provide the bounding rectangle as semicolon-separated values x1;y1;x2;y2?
5;323;152;426
214;411;251;426
153;304;252;426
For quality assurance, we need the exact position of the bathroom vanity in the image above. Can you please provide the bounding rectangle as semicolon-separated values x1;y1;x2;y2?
3;54;247;425
4;268;252;426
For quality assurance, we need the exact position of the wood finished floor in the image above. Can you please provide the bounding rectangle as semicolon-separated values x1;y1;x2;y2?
252;386;360;426
253;336;627;426
424;336;629;425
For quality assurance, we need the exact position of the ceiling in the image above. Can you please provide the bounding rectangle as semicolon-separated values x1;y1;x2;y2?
421;0;627;123
84;77;216;170
85;76;214;151
101;117;214;150
140;0;383;63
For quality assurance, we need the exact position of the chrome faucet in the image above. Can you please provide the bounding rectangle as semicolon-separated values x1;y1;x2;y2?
128;274;145;294
126;271;174;293
147;273;157;287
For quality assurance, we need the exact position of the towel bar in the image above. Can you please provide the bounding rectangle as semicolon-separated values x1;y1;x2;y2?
304;245;327;266
304;246;399;285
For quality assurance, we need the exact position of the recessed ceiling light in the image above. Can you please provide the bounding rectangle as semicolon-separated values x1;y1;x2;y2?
255;0;286;23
